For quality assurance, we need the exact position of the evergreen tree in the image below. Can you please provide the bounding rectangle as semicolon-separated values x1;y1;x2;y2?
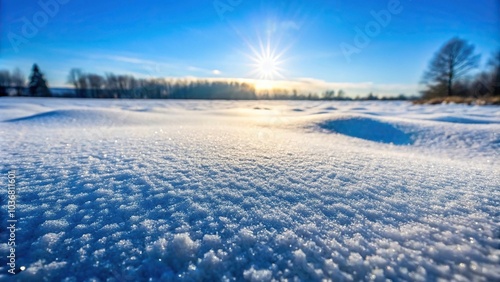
29;64;51;97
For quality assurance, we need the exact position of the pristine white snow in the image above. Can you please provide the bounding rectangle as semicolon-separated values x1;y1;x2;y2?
0;97;499;281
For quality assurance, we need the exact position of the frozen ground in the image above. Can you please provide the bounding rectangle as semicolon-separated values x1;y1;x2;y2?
0;97;499;281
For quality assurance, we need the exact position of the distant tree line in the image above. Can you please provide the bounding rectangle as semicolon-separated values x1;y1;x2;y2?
3;65;388;100
1;65;414;101
421;37;499;99
66;68;258;100
65;68;373;100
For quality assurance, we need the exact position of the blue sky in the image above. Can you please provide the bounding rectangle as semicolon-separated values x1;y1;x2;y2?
1;0;499;96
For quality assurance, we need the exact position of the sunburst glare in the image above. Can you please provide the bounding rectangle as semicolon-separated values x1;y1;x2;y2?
247;37;288;82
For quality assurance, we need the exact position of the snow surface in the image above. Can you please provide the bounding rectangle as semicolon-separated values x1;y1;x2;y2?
0;97;499;281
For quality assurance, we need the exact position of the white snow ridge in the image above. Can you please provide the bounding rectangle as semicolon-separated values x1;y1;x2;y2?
1;98;499;281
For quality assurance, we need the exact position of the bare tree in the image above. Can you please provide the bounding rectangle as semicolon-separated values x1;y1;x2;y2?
87;74;105;98
0;70;11;96
422;37;480;97
11;68;26;96
105;73;119;98
323;90;335;100
337;89;346;99
78;76;89;98
489;51;500;96
67;68;84;97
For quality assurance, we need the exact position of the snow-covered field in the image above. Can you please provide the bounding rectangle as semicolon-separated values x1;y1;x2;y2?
1;97;499;281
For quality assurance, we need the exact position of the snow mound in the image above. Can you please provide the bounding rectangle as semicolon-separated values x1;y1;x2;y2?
319;117;413;145
4;109;161;126
5;109;120;124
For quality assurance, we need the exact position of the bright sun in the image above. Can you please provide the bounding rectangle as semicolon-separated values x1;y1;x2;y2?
256;56;279;80
248;38;286;82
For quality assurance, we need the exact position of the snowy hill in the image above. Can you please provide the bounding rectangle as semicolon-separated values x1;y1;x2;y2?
1;98;499;281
